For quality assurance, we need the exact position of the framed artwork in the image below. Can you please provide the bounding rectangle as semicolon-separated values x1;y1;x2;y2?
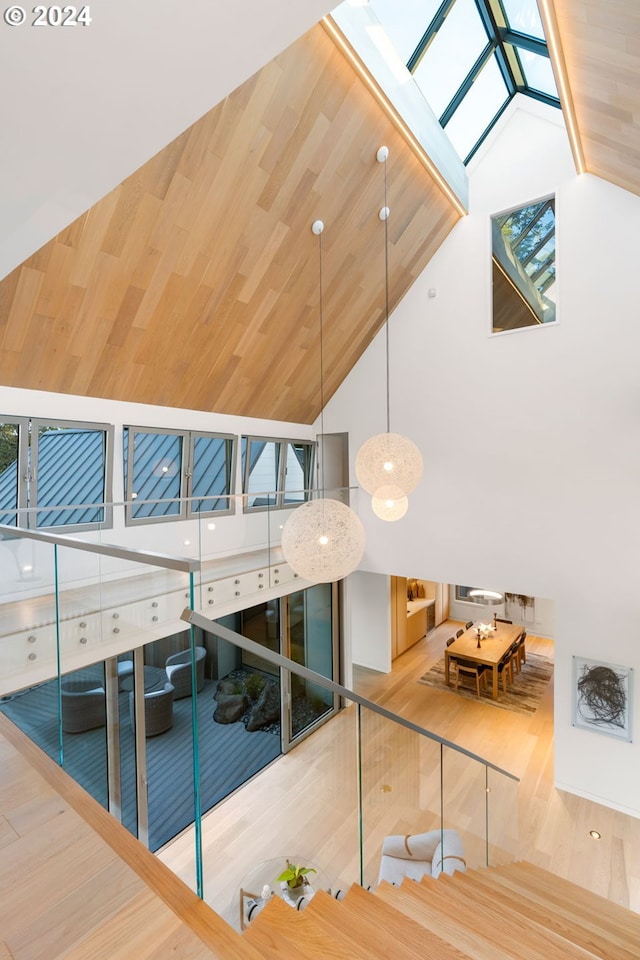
572;656;633;742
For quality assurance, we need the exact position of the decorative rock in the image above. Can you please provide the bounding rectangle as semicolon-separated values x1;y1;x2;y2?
213;693;247;724
246;681;280;732
214;680;242;699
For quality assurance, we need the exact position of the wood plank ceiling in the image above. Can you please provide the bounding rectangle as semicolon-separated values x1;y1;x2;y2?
552;0;640;196
0;23;460;424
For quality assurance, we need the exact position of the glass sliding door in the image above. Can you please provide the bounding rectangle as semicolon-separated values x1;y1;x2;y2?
284;582;337;747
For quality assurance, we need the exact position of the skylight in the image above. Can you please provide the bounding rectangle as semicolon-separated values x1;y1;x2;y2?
367;0;560;164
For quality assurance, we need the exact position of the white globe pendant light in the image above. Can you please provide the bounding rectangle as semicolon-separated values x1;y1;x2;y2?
282;498;365;582
371;488;409;522
356;432;423;498
282;220;365;582
355;147;423;508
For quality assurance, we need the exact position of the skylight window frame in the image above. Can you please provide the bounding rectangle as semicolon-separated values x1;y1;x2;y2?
403;0;560;164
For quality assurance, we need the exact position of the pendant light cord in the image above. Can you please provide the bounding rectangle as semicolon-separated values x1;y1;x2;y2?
318;225;326;499
383;155;390;435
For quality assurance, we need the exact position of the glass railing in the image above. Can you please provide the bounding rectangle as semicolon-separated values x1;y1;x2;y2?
0;482;359;592
167;609;520;928
0;496;519;923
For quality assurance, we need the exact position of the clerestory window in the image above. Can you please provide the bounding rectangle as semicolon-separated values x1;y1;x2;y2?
123;427;236;524
0;417;113;530
241;437;315;512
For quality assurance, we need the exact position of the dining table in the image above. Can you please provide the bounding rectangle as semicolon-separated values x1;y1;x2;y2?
444;621;523;699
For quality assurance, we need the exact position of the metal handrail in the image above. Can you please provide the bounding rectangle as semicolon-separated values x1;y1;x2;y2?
182;607;520;783
0;523;201;573
0;485;358;518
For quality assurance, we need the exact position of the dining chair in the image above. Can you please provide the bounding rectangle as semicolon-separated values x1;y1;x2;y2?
455;628;464;638
465;620;473;630
495;617;512;623
454;660;487;698
518;630;527;666
446;636;456;647
498;642;519;692
510;634;527;674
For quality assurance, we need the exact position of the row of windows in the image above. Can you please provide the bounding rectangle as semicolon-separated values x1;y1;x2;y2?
0;418;315;532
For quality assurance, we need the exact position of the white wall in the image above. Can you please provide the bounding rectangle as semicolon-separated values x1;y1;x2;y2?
323;98;640;819
345;571;392;674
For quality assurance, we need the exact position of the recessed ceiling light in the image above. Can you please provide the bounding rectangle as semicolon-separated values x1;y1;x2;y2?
183;540;191;546
589;830;601;840
207;522;216;531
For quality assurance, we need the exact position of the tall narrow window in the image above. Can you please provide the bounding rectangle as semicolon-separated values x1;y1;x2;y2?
125;428;184;521
283;442;314;504
242;438;279;508
189;433;236;514
0;419;23;526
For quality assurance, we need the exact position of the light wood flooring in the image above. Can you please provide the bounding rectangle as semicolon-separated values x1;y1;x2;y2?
159;620;640;926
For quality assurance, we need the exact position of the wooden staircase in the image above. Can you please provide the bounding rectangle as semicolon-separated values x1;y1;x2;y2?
242;862;640;960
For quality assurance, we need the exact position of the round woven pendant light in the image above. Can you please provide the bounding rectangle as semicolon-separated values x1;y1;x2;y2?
282;219;365;582
356;432;423;498
371;486;409;522
355;146;423;509
282;498;365;582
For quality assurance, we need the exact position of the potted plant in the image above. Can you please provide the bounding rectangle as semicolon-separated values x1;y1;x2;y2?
276;860;316;901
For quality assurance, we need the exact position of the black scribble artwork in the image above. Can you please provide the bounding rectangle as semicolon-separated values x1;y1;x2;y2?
577;664;627;729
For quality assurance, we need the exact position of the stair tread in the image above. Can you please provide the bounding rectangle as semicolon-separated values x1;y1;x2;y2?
243;895;371;960
497;862;640;937
452;867;639;960
242;863;640;960
380;876;600;960
308;886;473;960
375;880;523;960
415;874;603;960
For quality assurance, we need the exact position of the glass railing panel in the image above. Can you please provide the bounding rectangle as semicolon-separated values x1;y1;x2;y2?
486;763;519;866
59;661;109;809
359;705;444;891
55;543;109;808
0;533;58;699
441;744;489;872
198;696;360;929
115;646;138;837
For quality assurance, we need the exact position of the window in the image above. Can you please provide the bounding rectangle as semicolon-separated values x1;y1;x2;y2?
241;437;315;511
492;196;556;332
124;427;236;524
0;417;113;530
368;0;560;164
455;586;504;603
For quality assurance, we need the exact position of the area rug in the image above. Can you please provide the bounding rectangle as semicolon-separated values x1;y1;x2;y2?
418;653;553;716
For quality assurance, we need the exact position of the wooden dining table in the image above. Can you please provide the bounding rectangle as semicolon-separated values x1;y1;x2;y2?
444;621;523;699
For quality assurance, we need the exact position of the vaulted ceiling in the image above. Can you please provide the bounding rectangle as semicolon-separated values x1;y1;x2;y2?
0;2;638;424
0;23;460;424
551;0;640;196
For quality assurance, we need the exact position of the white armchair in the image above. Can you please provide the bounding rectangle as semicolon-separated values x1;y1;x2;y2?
377;828;466;886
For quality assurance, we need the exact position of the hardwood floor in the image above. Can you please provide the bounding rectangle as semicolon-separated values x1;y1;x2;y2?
159;620;640;927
